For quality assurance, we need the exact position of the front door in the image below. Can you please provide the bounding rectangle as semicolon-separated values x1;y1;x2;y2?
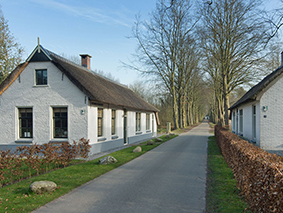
124;110;128;144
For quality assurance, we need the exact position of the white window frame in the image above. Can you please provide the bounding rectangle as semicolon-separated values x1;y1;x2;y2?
232;111;236;132
146;113;150;130
252;105;256;140
239;109;243;136
136;112;141;132
236;109;239;134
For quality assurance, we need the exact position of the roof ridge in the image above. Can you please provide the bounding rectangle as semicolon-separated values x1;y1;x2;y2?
46;49;129;89
46;49;92;73
230;65;283;110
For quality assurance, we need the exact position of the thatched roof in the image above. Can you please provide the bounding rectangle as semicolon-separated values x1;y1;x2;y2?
0;62;28;96
229;65;283;110
0;45;159;112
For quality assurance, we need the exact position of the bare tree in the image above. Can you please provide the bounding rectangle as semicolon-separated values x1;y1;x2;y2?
60;53;80;65
261;39;282;72
129;80;158;105
199;0;269;126
0;7;23;83
263;0;283;42
128;0;201;129
94;69;120;83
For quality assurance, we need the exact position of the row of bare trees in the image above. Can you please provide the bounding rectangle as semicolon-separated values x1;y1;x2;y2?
200;0;274;126
128;0;205;129
129;0;283;128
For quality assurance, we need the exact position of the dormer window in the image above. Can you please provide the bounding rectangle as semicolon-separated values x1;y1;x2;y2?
36;69;47;85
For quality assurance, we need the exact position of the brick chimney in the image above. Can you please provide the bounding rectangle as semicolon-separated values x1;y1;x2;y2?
80;54;92;70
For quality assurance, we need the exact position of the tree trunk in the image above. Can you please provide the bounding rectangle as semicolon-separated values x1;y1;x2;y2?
173;91;179;129
182;95;187;128
223;75;229;126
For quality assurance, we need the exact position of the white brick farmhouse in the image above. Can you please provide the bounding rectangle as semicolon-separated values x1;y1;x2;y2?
230;62;283;152
0;44;159;155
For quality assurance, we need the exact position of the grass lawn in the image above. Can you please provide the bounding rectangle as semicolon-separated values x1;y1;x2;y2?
0;134;177;213
206;136;250;212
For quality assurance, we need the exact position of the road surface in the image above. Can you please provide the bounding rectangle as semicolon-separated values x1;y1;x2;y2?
33;121;212;213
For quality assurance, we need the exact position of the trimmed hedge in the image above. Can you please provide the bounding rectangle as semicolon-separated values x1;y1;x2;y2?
215;125;283;212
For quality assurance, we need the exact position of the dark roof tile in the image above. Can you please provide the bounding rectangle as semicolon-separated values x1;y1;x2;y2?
229;65;283;110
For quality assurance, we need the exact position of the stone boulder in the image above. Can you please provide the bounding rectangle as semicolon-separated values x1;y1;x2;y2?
30;181;57;194
165;135;170;139
147;140;155;145
155;138;163;142
99;156;117;165
133;146;142;153
169;133;175;136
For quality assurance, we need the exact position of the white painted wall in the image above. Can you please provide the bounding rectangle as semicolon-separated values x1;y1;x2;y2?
152;113;157;137
87;105;97;143
0;60;158;154
260;75;283;150
127;111;136;137
116;110;124;138
0;62;88;145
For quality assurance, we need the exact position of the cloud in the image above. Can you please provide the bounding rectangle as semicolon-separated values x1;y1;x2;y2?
30;0;131;27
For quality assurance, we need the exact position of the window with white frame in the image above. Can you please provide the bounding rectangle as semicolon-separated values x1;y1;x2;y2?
19;108;33;138
111;109;116;135
35;69;47;85
239;109;243;135
146;114;150;130
136;112;141;132
252;105;256;139
236;110;239;134
53;107;68;138
98;108;103;137
232;111;236;132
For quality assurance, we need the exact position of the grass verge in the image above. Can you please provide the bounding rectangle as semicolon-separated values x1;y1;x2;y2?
0;134;177;213
206;136;250;212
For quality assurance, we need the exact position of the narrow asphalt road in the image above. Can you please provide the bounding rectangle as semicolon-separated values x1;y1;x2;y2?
33;122;212;213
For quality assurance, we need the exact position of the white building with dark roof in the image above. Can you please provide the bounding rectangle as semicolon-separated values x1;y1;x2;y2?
0;44;159;154
230;56;283;152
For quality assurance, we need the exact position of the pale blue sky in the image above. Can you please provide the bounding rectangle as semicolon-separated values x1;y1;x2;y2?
0;0;281;85
1;0;156;85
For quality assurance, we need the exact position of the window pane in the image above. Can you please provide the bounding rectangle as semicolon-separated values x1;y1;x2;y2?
36;71;42;85
19;108;33;138
36;70;47;85
97;108;103;137
98;118;102;137
42;70;47;84
136;112;141;132
98;109;103;118
62;119;67;128
112;119;115;135
53;107;68;138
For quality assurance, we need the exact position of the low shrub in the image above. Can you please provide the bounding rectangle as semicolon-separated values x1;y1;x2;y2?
0;138;91;187
215;125;283;212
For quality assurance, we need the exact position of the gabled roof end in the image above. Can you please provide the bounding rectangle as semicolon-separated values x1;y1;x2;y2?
26;42;52;62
